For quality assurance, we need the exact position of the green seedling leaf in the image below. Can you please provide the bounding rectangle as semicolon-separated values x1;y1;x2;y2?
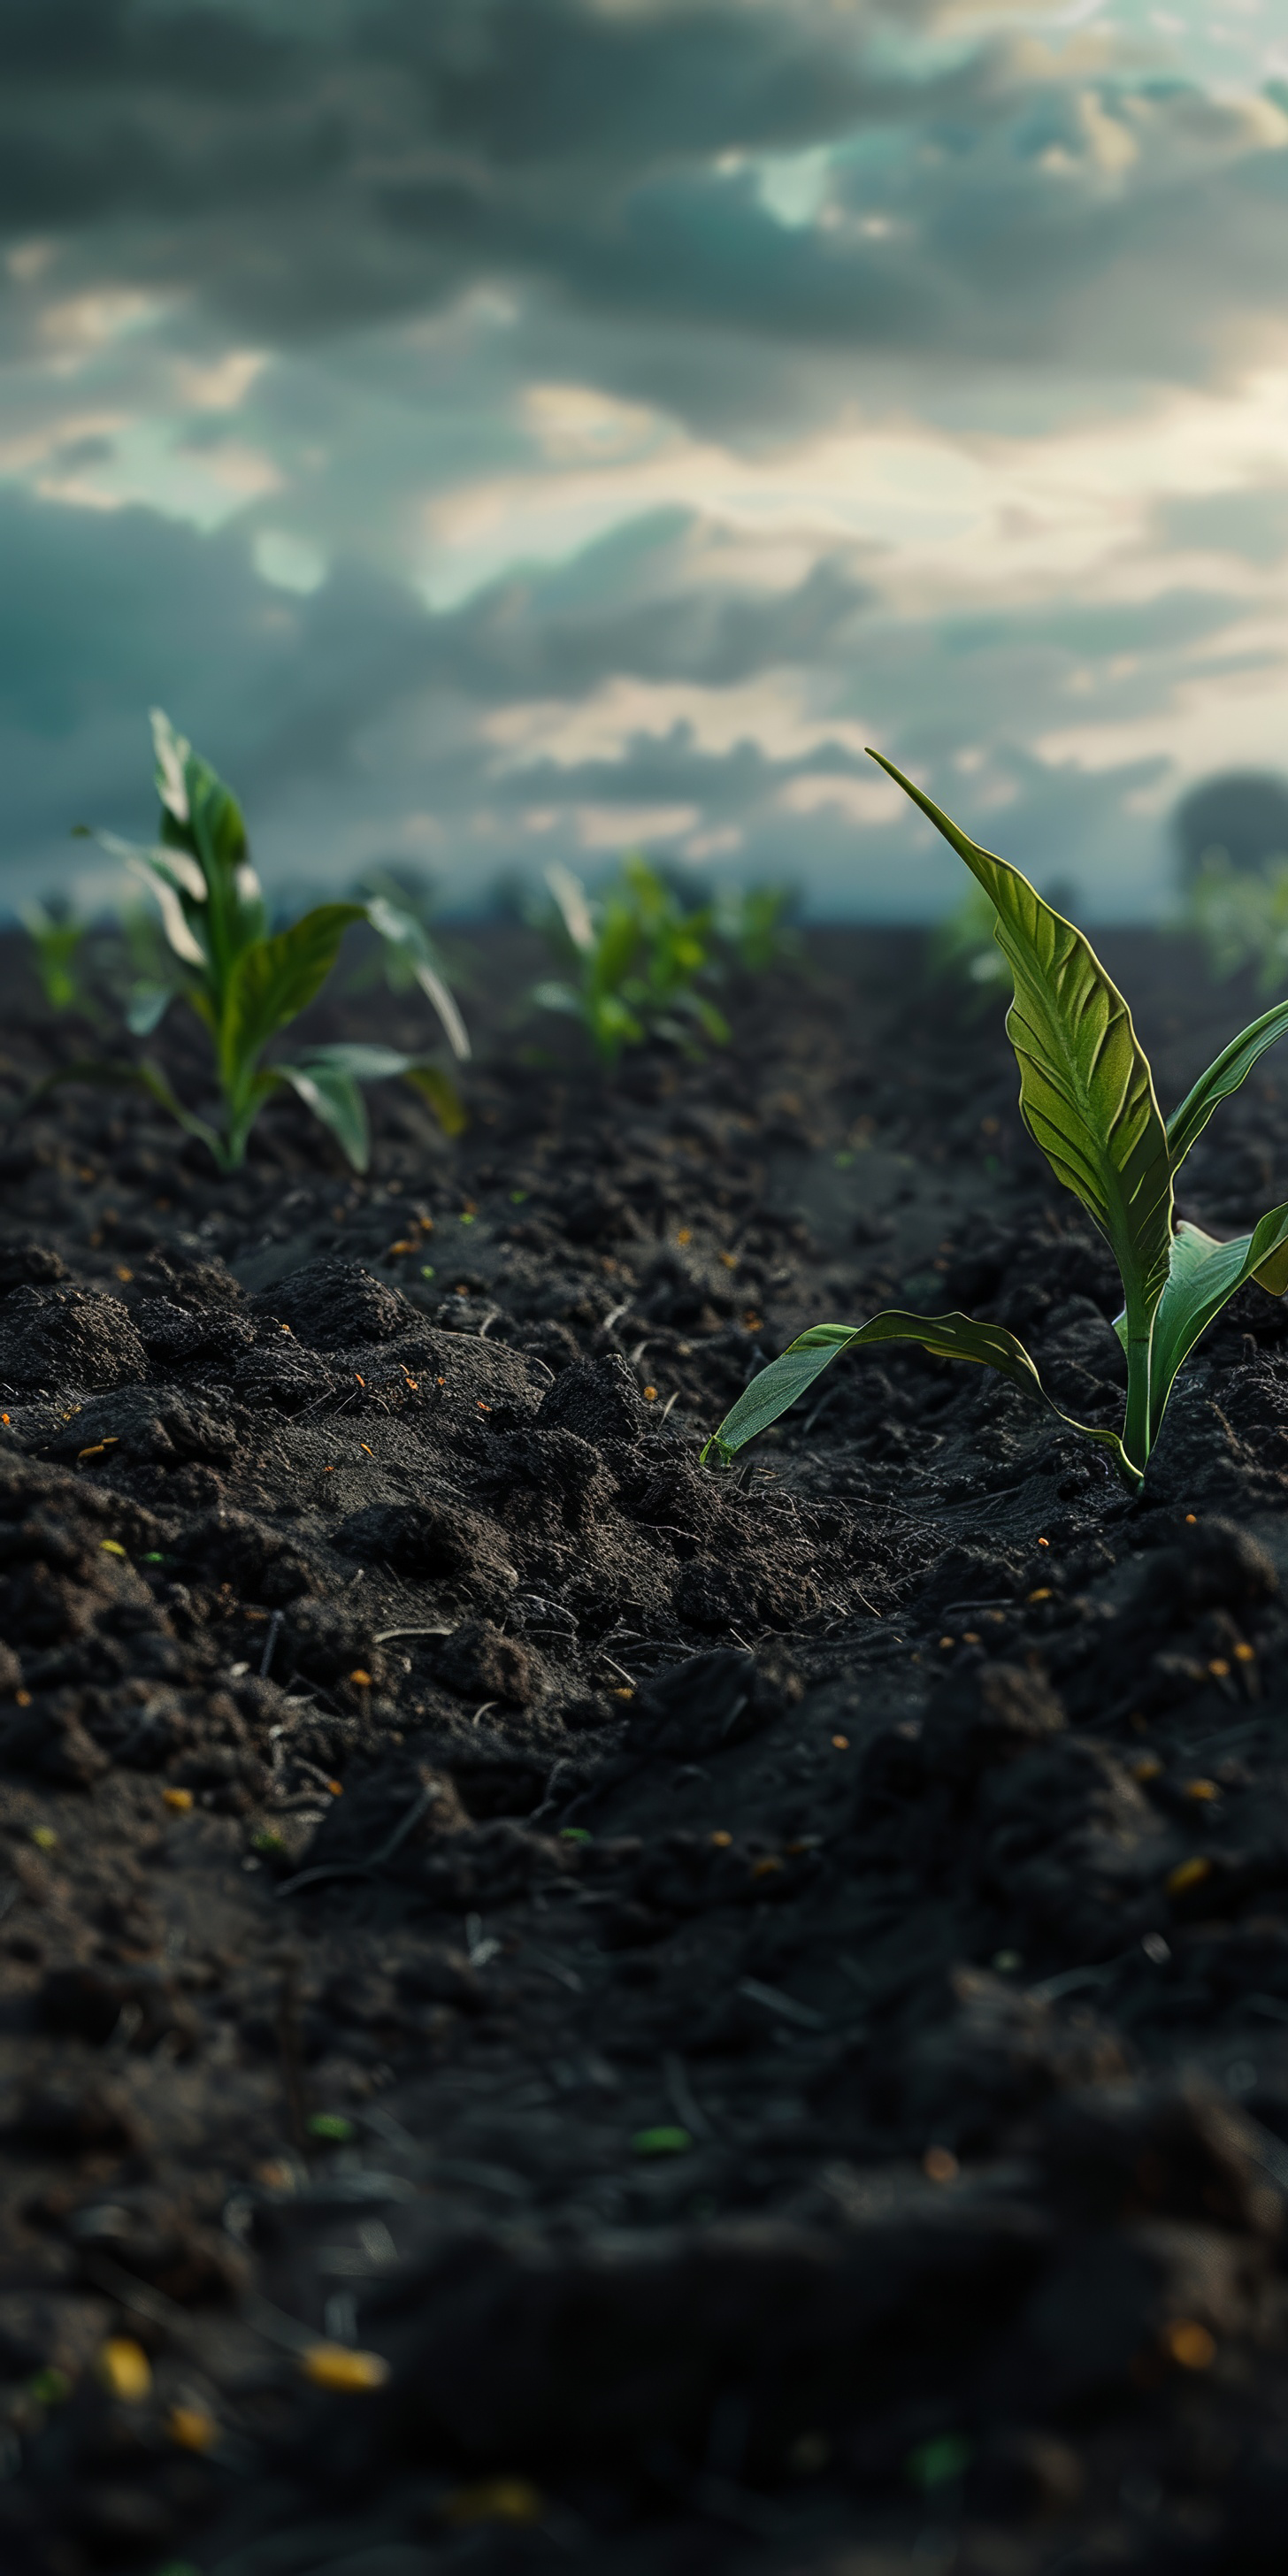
907;2434;973;2492
277;1060;371;1172
72;714;469;1177
21;903;90;1014
872;756;1170;1275
224;903;368;1070
1166;994;1288;1177
307;2112;355;2143
709;761;1288;1499
402;1063;468;1137
546;862;596;954
704;1312;1138;1485
125;984;176;1037
1146;1206;1288;1435
152;707;247;873
96;833;209;969
870;753;1173;1469
300;1041;421;1082
632;2126;692;2157
533;853;723;1062
150;707;192;825
364;895;471;1061
27;2368;72;2408
281;1044;468;1156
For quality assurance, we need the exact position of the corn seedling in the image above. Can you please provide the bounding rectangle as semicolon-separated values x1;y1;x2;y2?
706;754;1288;1495
713;885;803;975
22;900;91;1016
1183;851;1288;997
42;711;469;1172
533;854;728;1063
347;863;473;1031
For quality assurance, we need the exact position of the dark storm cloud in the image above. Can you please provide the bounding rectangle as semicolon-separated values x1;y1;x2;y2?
0;479;874;832
2;0;1283;387
0;0;893;340
0;477;1242;922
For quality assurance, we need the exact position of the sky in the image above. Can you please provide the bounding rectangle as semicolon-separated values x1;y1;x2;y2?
2;0;1288;921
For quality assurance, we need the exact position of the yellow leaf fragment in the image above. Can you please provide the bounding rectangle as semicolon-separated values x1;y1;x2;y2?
98;2339;151;2403
300;2344;389;2393
1167;1856;1213;1898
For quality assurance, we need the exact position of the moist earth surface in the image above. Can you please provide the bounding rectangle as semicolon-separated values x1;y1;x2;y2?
3;927;1288;2576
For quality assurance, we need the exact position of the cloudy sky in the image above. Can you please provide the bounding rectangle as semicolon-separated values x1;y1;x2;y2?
3;0;1287;920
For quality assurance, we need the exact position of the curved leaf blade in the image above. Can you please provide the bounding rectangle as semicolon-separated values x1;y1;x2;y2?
1166;997;1288;1177
223;903;367;1070
152;707;247;875
125;984;177;1037
546;863;596;956
1147;1208;1288;1438
410;959;471;1062
276;1060;371;1171
702;1309;1138;1485
869;754;1173;1344
402;1062;467;1137
364;896;471;1061
296;1043;467;1137
297;1041;418;1082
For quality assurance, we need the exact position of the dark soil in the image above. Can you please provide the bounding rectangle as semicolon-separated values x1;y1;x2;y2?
4;925;1288;2576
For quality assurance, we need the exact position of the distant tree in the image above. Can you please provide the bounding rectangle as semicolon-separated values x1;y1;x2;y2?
1173;772;1288;885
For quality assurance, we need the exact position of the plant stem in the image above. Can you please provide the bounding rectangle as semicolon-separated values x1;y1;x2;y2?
1123;1317;1152;1485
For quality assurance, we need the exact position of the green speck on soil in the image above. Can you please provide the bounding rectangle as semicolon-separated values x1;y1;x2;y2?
907;2434;973;2491
27;2368;71;2407
632;2126;692;2158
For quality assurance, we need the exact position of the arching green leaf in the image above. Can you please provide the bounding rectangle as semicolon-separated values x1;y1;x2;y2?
275;1060;371;1172
364;896;471;1061
870;750;1171;1471
869;754;1173;1344
1166;996;1288;1177
1147;1208;1288;1438
222;903;366;1073
702;1310;1138;1487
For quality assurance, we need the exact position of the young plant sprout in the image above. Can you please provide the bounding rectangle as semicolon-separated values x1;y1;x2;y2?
533;854;729;1063
713;884;803;976
705;753;1288;1495
47;711;469;1172
1184;850;1288;997
22;899;91;1016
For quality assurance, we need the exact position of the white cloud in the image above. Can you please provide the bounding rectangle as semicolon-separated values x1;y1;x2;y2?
778;772;906;823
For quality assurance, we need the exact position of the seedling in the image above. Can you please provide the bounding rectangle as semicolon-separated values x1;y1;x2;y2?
21;899;91;1015
1184;850;1288;997
533;854;728;1062
347;862;472;1040
713;884;803;975
705;755;1288;1495
43;711;469;1171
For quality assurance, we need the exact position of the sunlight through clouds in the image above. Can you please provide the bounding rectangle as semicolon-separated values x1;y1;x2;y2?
0;0;1286;916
